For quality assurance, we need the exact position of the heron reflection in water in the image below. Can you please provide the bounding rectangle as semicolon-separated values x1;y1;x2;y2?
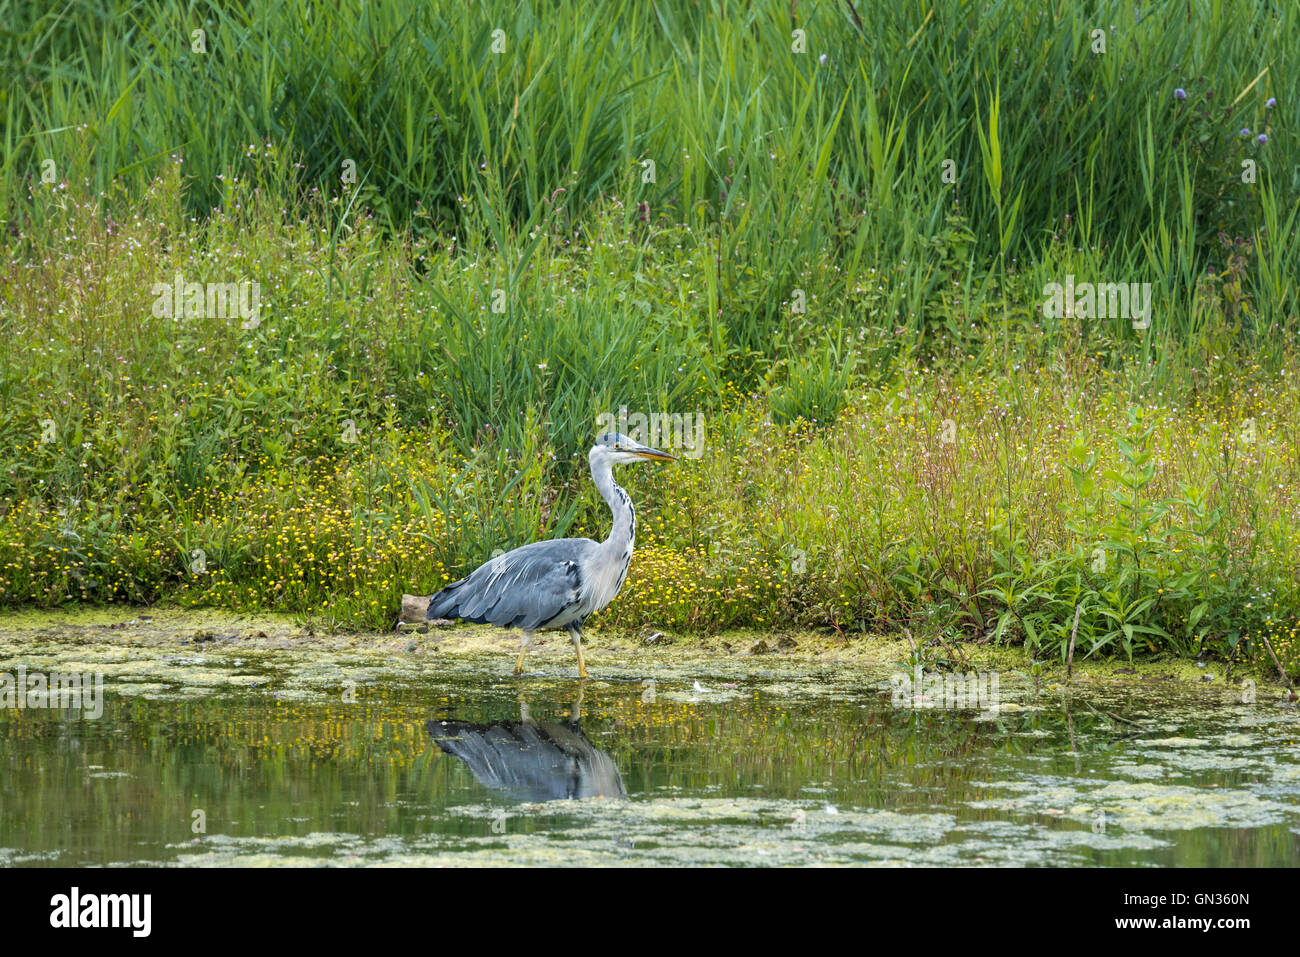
427;687;625;801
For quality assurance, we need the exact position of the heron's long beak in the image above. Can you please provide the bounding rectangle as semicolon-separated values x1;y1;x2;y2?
632;443;676;461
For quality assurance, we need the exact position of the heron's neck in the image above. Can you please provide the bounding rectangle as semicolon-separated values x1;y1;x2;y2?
590;458;635;557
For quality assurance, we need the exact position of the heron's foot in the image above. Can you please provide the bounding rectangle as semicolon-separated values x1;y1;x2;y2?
514;653;526;677
577;663;590;680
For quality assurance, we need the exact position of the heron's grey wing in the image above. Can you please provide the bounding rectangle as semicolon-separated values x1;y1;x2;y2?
427;538;596;629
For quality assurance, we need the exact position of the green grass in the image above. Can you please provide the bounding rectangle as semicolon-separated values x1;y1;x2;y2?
1;0;1298;677
5;0;1297;354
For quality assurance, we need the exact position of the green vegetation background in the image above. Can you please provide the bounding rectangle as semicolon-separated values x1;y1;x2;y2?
1;0;1297;675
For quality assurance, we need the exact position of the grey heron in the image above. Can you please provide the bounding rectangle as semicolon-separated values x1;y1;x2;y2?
426;431;675;677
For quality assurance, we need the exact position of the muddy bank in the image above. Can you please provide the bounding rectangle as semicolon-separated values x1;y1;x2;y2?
0;605;1283;698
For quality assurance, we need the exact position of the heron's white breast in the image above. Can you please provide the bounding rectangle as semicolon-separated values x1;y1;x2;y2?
580;545;633;614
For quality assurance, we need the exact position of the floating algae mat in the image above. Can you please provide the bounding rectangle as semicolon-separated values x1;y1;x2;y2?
1;611;1298;866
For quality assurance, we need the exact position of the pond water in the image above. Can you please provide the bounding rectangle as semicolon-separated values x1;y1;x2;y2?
1;636;1298;866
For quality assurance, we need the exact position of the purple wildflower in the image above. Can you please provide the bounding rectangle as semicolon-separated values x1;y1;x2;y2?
1174;88;1186;100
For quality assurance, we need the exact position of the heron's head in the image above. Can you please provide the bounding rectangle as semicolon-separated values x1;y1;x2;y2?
591;432;676;466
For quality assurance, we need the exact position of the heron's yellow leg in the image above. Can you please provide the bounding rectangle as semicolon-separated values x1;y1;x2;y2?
572;629;589;679
514;631;533;677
